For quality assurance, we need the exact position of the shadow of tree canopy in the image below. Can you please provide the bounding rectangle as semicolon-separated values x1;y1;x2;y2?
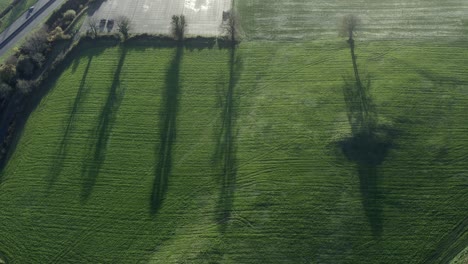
339;122;398;237
80;45;127;202
47;55;93;189
150;45;183;215
214;46;243;232
339;47;398;237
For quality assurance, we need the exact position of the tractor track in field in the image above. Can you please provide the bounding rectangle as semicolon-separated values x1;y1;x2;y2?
424;216;468;264
50;219;108;263
240;52;340;99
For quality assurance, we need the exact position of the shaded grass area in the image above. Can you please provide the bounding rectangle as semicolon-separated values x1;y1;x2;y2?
214;46;242;233
0;40;467;263
46;55;93;188
339;38;398;237
150;45;183;214
80;45;127;202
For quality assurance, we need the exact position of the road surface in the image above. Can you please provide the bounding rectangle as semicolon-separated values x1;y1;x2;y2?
0;0;67;58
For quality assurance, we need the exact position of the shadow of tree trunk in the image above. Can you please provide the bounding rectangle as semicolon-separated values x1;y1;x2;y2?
150;45;183;215
340;38;397;238
214;45;242;233
47;55;93;188
357;164;382;236
80;45;127;202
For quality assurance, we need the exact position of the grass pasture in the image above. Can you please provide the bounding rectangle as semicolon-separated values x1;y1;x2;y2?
0;38;467;263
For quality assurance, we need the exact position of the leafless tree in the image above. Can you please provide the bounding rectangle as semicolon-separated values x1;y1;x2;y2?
116;16;131;40
87;17;99;38
171;15;186;41
340;15;361;86
340;14;360;43
222;10;242;43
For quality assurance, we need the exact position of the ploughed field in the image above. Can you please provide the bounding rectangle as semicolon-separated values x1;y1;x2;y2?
0;40;467;263
239;0;468;40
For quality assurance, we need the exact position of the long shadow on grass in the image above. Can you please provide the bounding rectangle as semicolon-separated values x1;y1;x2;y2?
340;43;398;237
80;45;127;202
47;55;93;188
339;124;396;238
150;45;183;214
214;46;242;232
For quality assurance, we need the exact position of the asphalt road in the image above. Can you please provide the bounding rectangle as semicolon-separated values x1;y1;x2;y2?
0;0;66;58
88;0;232;36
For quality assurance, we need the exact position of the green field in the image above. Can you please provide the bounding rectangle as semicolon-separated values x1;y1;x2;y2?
0;39;467;262
0;0;467;263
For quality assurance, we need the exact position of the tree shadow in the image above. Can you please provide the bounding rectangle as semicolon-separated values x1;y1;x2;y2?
80;45;127;202
47;55;93;188
339;47;398;237
150;45;183;215
339;124;397;237
0;44;107;182
214;46;242;233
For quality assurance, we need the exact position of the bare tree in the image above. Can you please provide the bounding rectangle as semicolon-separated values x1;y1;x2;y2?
222;10;242;43
340;15;361;86
340;14;360;43
116;16;131;40
87;17;99;38
171;15;186;41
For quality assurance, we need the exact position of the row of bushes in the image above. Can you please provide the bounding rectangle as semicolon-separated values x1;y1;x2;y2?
0;0;98;165
0;0;101;102
0;25;72;101
46;0;91;29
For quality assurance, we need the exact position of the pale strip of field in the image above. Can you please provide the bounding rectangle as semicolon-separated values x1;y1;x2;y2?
239;0;468;40
88;0;232;36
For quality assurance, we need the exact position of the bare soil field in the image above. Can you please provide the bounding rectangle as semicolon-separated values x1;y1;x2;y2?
88;0;231;36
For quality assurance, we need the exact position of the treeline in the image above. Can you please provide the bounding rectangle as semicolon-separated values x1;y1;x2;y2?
0;0;102;103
